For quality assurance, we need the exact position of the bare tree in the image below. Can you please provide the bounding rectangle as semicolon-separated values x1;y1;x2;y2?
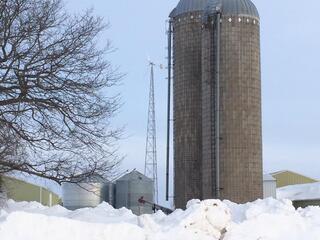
0;0;122;184
0;180;5;202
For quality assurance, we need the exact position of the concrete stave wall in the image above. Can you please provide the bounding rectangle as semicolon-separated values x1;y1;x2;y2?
172;12;263;208
173;12;204;209
218;16;263;203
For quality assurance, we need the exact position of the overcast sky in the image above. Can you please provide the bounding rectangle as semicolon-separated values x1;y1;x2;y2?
64;0;320;205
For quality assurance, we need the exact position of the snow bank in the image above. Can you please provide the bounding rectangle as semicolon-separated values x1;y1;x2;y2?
277;182;320;200
224;198;320;240
3;200;138;224
1;198;320;240
0;212;144;240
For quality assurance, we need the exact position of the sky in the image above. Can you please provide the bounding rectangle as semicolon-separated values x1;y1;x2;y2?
64;0;320;206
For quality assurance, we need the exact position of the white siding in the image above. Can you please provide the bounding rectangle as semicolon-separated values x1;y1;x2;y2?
263;181;277;198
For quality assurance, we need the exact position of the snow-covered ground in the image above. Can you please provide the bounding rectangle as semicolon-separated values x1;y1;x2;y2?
1;198;320;240
277;182;320;201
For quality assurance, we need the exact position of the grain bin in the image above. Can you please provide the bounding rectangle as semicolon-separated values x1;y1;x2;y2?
115;170;153;215
169;0;263;208
62;176;110;210
105;181;116;206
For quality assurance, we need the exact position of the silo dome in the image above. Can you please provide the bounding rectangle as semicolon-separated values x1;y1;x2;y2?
210;0;259;18
171;0;259;19
170;0;208;17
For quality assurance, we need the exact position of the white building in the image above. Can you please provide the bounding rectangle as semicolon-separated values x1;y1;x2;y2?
263;174;277;198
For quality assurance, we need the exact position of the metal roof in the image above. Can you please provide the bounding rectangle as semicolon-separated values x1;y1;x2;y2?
116;170;152;182
69;174;108;183
270;170;319;182
263;174;276;182
170;0;259;19
220;0;259;18
170;0;208;17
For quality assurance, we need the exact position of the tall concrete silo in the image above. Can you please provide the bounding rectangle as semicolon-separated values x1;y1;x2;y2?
168;0;263;208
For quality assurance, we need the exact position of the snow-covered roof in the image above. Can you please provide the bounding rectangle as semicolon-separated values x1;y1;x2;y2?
271;170;301;176
263;174;276;182
3;173;61;196
277;182;320;201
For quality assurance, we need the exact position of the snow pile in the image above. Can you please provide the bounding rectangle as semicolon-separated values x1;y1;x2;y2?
2;200;138;224
277;182;320;200
1;198;320;240
139;199;231;240
223;198;320;240
0;212;144;240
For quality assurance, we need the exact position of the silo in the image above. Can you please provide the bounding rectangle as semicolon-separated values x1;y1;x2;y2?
169;0;263;208
115;170;153;215
105;181;116;206
62;176;110;210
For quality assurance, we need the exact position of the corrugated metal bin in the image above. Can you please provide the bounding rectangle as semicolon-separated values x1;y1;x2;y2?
62;176;109;210
115;170;153;215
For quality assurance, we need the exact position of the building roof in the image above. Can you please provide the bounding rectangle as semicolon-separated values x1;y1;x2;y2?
3;174;60;196
270;170;318;182
116;170;152;182
170;0;208;17
219;0;259;18
170;0;259;19
277;182;320;201
74;174;109;184
263;174;276;182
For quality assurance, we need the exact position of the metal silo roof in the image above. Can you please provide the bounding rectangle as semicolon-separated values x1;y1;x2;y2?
170;0;209;17
218;0;259;18
71;174;108;183
263;174;276;182
170;0;259;19
116;170;152;182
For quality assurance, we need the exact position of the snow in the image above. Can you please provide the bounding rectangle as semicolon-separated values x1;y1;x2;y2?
1;198;320;240
277;182;320;201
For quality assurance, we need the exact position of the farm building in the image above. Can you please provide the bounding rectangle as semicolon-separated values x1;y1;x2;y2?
1;175;60;206
270;170;318;188
277;182;320;209
263;174;277;198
